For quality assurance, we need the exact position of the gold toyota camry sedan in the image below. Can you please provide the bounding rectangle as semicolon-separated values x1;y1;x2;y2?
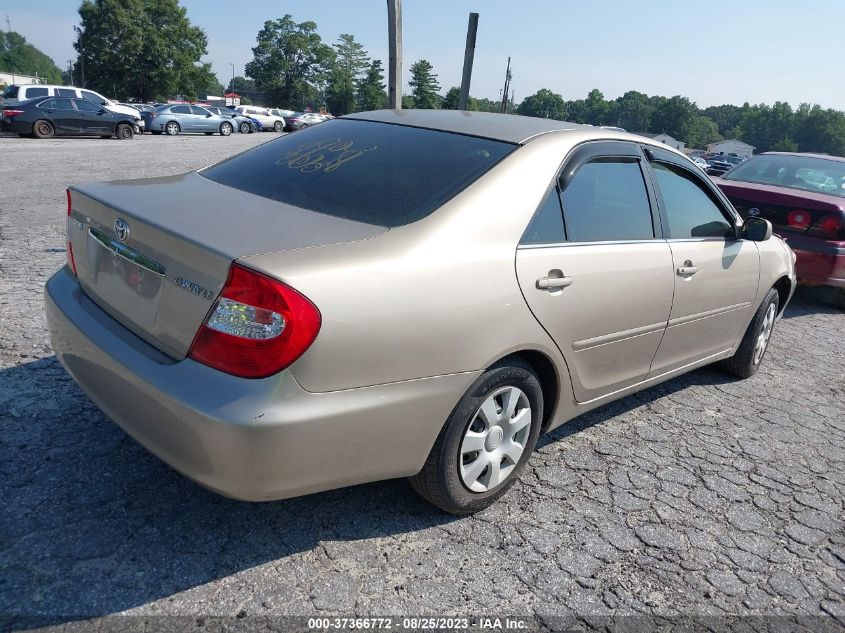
45;110;796;514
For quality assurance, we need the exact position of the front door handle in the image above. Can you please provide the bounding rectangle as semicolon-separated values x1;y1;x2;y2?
677;260;699;277
536;274;574;290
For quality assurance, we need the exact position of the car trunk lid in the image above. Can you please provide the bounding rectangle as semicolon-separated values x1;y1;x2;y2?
67;171;386;359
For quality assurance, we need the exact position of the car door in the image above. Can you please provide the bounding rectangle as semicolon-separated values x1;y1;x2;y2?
169;105;194;131
74;98;112;135
515;141;675;403
644;147;760;375
38;98;80;134
190;106;214;130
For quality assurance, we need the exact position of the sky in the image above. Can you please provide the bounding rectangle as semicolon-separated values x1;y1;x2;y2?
5;0;845;110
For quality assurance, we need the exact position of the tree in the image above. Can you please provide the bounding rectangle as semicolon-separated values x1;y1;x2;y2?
583;88;613;125
75;0;210;101
0;32;63;84
794;105;845;156
356;59;386;111
245;15;334;109
408;59;441;109
516;88;567;119
325;33;369;115
614;91;653;132
650;95;698;139
685;116;722;149
441;86;477;111
703;104;743;136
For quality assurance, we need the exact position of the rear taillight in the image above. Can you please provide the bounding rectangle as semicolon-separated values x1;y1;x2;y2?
787;210;811;229
65;189;77;276
3;109;24;117
188;263;321;378
815;214;843;237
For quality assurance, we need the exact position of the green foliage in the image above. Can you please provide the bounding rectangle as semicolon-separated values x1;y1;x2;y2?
408;59;441;109
685;116;722;149
516;88;566;119
0;32;63;84
401;94;415;109
75;0;213;102
442;86;477;111
356;59;386;111
325;34;370;115
245;15;333;110
614;91;653;132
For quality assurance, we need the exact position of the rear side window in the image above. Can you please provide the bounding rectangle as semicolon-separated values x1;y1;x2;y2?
39;98;75;110
56;88;77;97
26;87;48;98
522;188;565;244
171;105;190;114
653;163;734;239
561;159;654;242
202;119;516;227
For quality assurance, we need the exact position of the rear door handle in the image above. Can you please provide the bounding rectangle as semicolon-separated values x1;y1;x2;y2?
536;275;574;290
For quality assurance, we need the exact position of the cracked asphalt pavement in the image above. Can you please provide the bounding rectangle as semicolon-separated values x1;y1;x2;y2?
0;133;844;630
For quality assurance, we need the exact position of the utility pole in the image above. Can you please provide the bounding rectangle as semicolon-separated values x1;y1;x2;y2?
67;60;74;86
387;0;402;109
458;12;479;111
230;62;235;103
510;89;515;114
499;57;511;113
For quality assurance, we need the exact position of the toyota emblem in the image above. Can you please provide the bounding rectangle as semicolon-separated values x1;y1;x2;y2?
114;218;130;242
748;208;760;217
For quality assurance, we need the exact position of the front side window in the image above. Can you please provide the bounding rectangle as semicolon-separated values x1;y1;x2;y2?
75;99;100;112
560;159;654;242
653;163;734;239
26;87;48;98
80;90;105;104
522;188;565;244
191;106;211;116
202;119;516;227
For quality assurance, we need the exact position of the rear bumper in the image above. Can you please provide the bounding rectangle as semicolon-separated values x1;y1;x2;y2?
45;268;476;501
785;235;845;288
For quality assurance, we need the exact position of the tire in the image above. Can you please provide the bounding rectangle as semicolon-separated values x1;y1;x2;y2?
116;123;134;140
220;122;233;136
829;287;845;310
409;357;544;514
719;288;779;378
274;121;283;132
300;123;309;129
164;121;180;136
239;122;250;134
32;120;55;139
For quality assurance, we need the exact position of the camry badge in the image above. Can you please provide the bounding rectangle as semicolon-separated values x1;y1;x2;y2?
174;276;215;300
114;218;130;242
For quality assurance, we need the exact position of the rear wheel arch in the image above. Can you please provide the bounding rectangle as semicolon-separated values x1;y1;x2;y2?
492;350;561;431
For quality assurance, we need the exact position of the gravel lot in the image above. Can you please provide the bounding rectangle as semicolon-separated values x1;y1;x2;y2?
1;133;844;631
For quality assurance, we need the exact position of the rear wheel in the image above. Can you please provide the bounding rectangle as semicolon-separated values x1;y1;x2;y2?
33;120;55;139
220;121;233;136
274;121;283;132
719;288;779;378
829;287;845;310
165;121;180;136
239;121;250;134
409;358;543;514
116;123;134;140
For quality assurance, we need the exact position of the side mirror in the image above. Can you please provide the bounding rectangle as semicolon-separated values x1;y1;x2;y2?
206;113;212;117
742;216;772;242
99;108;107;114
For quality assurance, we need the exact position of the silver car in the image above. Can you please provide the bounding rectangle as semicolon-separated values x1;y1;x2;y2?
147;104;235;136
45;110;795;514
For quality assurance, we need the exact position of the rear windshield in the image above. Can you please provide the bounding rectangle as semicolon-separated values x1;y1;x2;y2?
201;119;516;227
724;154;845;198
3;85;19;98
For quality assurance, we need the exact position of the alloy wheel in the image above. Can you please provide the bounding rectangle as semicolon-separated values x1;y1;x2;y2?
753;302;777;365
459;386;531;493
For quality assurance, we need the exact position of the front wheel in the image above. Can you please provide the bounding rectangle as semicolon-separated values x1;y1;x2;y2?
274;121;283;132
239;121;250;134
164;121;180;136
33;120;55;139
220;122;233;136
116;123;134;140
719;288;779;378
409;358;543;514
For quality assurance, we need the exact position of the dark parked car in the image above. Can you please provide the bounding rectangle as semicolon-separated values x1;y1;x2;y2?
706;154;743;177
715;152;845;307
205;106;256;133
1;96;138;139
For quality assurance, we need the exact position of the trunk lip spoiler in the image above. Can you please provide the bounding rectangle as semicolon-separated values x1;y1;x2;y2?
89;227;167;277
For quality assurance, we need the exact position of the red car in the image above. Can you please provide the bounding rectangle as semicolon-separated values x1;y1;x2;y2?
715;152;845;307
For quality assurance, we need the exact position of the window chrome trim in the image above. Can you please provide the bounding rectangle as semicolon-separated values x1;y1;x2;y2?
89;228;166;277
518;238;665;250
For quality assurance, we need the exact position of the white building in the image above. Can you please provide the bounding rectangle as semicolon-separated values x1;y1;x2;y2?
0;72;44;86
634;132;685;151
707;139;755;159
